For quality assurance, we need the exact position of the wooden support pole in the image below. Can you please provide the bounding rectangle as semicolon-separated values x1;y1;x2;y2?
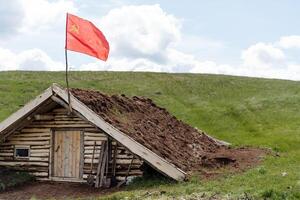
95;140;108;188
99;145;108;188
112;144;117;177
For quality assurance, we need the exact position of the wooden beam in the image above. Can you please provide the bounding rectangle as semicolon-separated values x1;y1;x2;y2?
52;83;186;181
34;114;54;121
51;95;69;110
95;141;106;188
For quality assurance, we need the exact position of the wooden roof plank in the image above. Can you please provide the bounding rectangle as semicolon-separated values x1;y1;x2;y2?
52;84;186;181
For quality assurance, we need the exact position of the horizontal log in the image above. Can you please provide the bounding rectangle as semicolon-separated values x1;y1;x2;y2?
84;136;107;141
0;161;48;166
83;166;141;172
84;141;107;146
30;149;50;153
84;132;106;137
53;117;82;121
81;128;101;132
0;145;14;149
84;149;128;155
27;124;93;128
84;158;142;165
30;152;49;157
36;177;51;181
31;145;50;149
13;166;49;172
13;133;50;137
84;155;99;159
116;146;127;150
52;108;67;113
0;152;13;156
34;114;54;121
30;172;48;177
84;148;101;152
32;121;90;125
84;150;101;155
83;148;101;153
0;157;14;161
84;154;135;159
21;128;51;133
29;157;49;162
4;141;49;145
0;149;14;153
8;137;50;141
115;154;134;159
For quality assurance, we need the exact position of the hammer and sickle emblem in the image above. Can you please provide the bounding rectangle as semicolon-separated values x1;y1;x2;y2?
70;24;80;34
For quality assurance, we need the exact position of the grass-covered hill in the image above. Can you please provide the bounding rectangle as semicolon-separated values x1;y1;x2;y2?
0;71;299;199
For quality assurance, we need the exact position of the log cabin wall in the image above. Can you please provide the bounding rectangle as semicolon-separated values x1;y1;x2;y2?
0;106;143;182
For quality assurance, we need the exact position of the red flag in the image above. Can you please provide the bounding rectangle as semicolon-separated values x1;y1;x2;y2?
65;13;109;61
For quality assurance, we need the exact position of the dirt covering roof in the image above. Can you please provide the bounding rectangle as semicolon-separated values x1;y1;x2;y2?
71;88;265;174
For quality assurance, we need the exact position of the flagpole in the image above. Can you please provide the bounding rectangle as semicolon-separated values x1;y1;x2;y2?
65;13;72;114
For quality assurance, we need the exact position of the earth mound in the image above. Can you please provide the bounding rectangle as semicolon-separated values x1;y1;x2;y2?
71;88;266;174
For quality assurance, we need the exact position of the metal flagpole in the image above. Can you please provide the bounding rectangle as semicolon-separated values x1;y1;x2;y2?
65;13;72;114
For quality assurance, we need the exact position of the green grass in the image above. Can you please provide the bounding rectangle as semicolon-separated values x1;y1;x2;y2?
0;168;34;191
0;71;300;199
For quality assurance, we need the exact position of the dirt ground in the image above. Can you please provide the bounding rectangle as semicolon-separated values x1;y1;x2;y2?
0;181;116;200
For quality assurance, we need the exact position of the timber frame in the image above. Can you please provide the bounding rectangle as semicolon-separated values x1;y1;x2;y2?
0;83;186;181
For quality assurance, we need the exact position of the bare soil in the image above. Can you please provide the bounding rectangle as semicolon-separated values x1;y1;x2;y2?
0;181;116;200
71;88;267;174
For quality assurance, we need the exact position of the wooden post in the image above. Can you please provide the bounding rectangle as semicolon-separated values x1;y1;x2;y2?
95;141;108;188
112;144;117;177
107;138;112;178
99;146;108;188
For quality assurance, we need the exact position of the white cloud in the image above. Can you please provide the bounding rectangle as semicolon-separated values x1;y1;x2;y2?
278;35;300;49
98;4;181;62
0;47;64;71
19;0;77;33
241;43;285;69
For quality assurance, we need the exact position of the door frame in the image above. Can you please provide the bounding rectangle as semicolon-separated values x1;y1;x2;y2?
49;128;84;182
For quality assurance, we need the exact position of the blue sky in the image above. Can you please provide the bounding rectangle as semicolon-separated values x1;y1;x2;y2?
1;0;300;80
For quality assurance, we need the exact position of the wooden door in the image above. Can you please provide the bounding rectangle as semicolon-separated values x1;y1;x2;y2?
53;130;81;179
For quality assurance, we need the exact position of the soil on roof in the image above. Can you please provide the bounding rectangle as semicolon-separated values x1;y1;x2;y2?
71;88;267;175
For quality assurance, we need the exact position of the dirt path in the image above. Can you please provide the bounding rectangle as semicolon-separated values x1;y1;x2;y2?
0;181;116;200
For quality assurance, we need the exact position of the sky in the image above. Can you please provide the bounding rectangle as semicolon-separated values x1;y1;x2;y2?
1;0;300;80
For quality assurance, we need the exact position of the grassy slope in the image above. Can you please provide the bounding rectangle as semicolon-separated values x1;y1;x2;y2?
0;71;299;199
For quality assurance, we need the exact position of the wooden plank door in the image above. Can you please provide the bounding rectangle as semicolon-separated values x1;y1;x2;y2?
53;130;81;179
